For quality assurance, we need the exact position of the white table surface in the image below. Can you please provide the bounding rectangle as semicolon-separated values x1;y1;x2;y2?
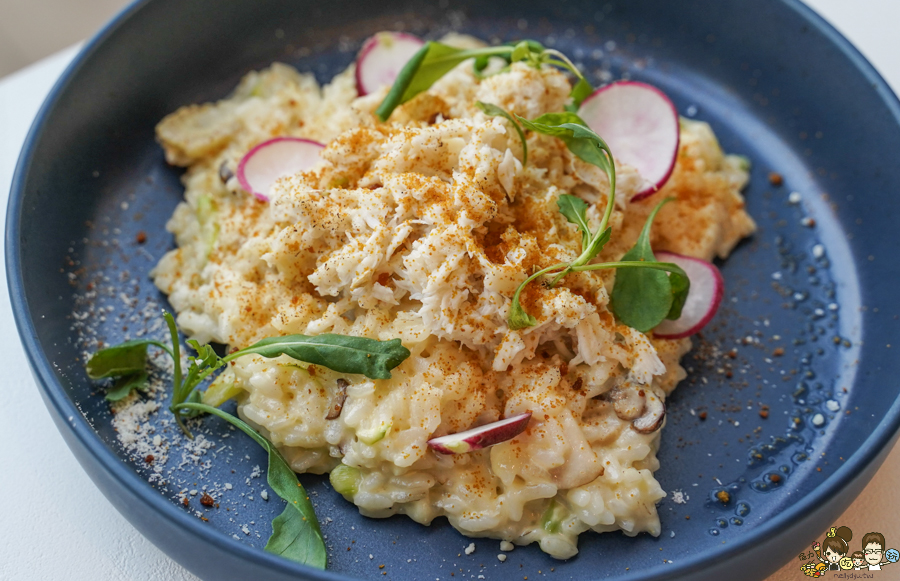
2;2;899;579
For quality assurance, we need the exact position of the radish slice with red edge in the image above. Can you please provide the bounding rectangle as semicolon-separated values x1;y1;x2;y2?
236;137;324;201
427;412;532;454
356;32;425;96
577;81;680;201
652;251;724;339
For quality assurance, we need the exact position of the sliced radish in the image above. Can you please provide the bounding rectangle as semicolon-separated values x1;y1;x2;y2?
236;137;324;201
428;412;532;454
356;32;425;96
577;81;680;201
652;251;724;339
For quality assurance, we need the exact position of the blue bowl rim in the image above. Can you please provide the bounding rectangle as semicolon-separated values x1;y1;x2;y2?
6;0;900;579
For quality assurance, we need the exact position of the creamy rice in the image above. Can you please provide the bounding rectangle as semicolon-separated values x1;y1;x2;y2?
152;36;755;558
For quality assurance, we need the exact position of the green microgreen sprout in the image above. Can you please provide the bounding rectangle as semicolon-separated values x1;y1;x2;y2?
85;312;411;569
476;101;528;165
372;39;690;334
504;114;689;332
376;39;593;121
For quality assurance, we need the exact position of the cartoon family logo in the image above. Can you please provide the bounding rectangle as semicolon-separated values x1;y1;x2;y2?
798;526;899;577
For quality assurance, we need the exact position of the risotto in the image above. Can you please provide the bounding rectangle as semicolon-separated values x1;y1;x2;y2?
152;35;755;559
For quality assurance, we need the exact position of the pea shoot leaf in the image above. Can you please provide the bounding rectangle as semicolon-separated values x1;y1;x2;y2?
517;112;614;176
556;194;591;248
666;261;691;321
609;198;690;331
476;101;527;165
610;247;671;333
584;226;612;259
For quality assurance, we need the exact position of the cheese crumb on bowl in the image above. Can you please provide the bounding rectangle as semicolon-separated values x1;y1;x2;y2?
151;33;754;559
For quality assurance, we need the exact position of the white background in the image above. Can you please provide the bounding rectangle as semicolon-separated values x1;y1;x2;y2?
1;1;898;579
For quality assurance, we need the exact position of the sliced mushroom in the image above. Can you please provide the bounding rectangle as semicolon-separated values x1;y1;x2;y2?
326;378;349;420
605;386;646;421
218;160;234;183
631;391;666;434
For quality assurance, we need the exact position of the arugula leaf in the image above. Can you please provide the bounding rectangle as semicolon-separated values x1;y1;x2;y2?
85;339;160;379
106;372;149;401
156;310;411;436
186;339;223;370
86;315;416;571
375;42;431;121
476;101;527;165
228;334;410;380
609;198;690;331
556;194;591;248
376;42;517;121
175;402;327;569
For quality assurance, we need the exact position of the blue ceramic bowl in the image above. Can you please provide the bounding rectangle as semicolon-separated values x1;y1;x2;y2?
8;0;900;579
